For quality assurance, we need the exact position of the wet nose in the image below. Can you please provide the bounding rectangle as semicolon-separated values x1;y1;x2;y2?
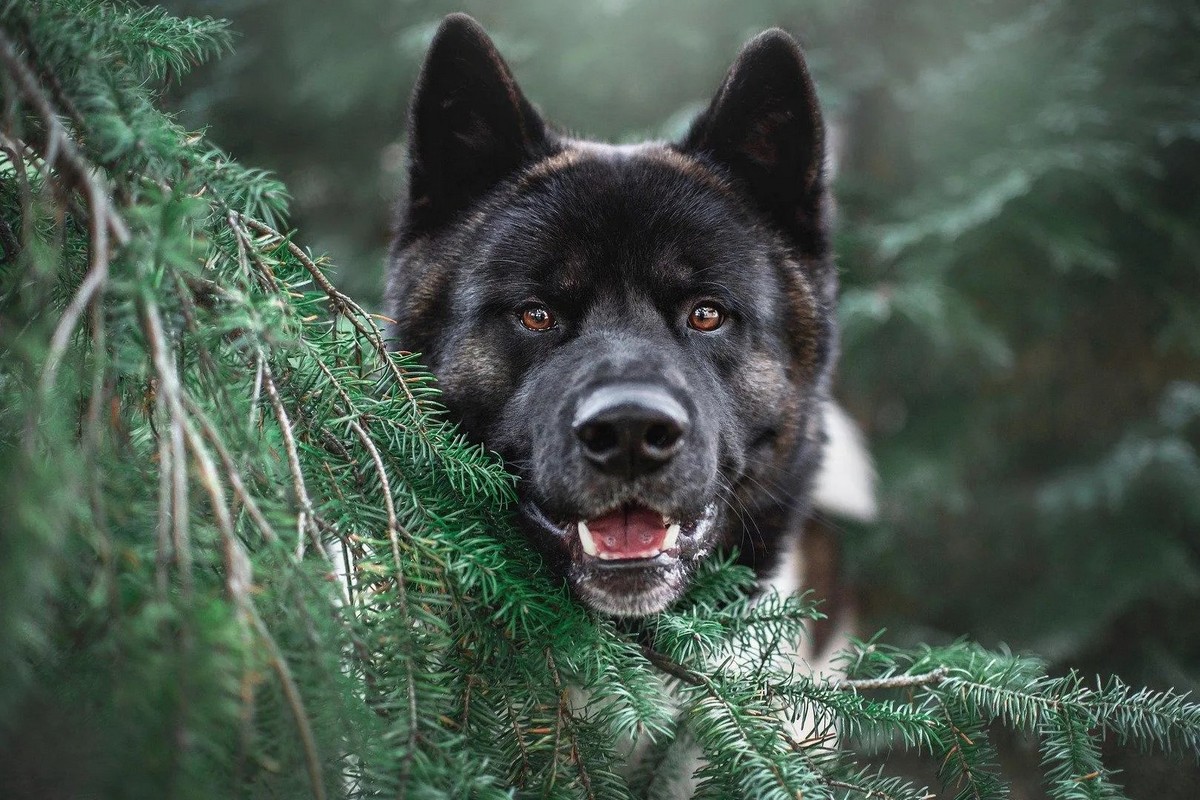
573;384;690;478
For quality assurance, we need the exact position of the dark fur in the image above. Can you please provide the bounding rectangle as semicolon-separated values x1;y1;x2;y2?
387;14;837;616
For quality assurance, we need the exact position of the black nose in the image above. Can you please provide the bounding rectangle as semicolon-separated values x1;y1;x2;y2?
573;384;689;478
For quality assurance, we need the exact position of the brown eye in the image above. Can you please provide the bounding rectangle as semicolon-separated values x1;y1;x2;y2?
688;303;725;332
519;303;556;331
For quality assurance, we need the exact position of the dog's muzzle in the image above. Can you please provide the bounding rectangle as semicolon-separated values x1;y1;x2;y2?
511;370;723;616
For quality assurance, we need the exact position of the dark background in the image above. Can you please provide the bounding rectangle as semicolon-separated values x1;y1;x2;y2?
162;1;1200;795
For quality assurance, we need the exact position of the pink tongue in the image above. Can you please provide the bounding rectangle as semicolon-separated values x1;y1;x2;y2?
588;506;668;559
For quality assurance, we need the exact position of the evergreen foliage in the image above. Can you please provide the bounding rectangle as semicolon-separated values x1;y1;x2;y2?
1;2;1198;799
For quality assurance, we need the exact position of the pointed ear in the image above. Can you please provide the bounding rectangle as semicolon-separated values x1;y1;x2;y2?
405;14;547;232
681;29;828;250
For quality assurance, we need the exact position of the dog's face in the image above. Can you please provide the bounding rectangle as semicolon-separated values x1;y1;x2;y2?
388;15;836;616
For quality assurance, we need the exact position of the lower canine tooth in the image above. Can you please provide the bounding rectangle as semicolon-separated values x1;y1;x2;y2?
577;521;598;557
663;523;680;550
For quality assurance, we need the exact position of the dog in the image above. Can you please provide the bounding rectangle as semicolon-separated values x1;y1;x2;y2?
386;13;874;640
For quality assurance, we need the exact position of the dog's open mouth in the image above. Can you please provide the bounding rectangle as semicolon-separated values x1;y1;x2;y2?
518;498;721;616
577;505;681;562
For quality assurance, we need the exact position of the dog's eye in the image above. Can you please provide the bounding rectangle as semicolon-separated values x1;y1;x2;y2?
518;303;557;331
688;303;725;332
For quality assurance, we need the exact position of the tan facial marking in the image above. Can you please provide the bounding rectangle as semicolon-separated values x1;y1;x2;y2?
518;148;584;186
742;351;789;403
778;257;821;381
641;147;735;197
440;334;509;397
516;143;734;199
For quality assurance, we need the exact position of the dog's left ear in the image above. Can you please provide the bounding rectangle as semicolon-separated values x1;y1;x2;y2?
404;14;548;234
681;29;827;251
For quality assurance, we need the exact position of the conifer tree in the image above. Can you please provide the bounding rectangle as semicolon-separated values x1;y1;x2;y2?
1;3;1198;799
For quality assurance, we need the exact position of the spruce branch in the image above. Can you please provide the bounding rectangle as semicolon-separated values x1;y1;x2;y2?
260;357;322;558
236;214;450;451
547;648;599;800
932;698;1008;800
143;292;195;599
640;647;819;798
0;31;128;398
180;392;278;546
1040;705;1126;800
346;410;421;797
248;604;329;800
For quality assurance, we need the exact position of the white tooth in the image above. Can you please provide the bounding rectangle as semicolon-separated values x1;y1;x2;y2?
598;552;622;561
577;521;598;557
663;523;680;550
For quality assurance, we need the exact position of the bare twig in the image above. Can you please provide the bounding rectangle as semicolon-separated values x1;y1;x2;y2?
8;15;90;136
181;392;278;546
154;376;173;599
259;358;320;558
346;419;401;553
0;204;17;259
0;34;126;245
249;352;264;433
641;646;706;687
837;668;950;692
143;295;194;598
0;142;31;249
229;211;279;292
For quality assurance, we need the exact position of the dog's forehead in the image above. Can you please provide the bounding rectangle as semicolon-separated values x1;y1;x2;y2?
481;142;773;290
512;141;737;225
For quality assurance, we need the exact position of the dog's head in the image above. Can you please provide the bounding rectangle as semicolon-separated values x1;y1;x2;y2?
388;14;836;616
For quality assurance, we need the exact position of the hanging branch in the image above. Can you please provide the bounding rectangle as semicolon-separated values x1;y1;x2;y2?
260;358;321;557
0;32;129;398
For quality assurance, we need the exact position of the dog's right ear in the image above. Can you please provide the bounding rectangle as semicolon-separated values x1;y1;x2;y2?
404;14;547;233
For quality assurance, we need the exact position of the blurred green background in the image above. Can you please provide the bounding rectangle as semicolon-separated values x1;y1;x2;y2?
161;0;1200;793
